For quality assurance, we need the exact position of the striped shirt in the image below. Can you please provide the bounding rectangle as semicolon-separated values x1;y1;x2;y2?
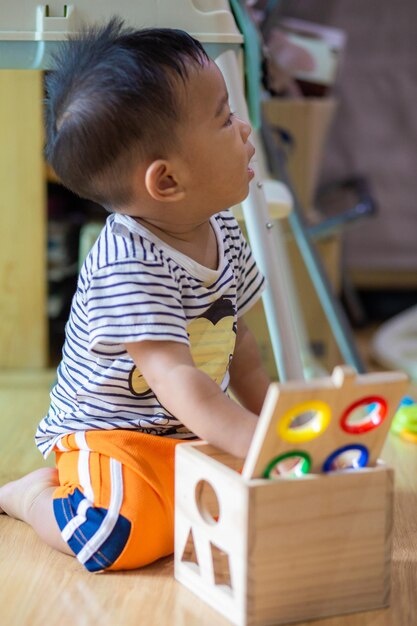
36;210;265;458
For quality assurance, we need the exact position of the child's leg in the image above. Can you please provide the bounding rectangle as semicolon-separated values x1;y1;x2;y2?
0;468;73;555
1;430;180;572
51;430;180;572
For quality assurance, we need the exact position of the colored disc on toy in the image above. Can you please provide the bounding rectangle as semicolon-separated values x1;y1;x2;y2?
263;451;311;479
322;444;369;472
392;403;417;436
340;396;387;434
277;400;331;443
400;429;417;444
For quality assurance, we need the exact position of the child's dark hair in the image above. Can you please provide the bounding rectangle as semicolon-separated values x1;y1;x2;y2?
45;18;209;208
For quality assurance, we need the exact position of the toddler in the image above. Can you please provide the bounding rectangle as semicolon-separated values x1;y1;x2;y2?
0;18;270;572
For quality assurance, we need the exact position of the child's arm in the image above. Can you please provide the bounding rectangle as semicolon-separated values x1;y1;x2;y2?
125;340;259;458
228;317;271;414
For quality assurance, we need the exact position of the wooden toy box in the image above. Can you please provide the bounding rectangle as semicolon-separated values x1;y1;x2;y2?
175;444;393;626
174;367;407;626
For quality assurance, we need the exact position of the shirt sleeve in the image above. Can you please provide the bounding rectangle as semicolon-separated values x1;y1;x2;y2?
236;230;266;317
85;259;189;358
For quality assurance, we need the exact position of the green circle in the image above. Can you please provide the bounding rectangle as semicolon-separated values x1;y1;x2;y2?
263;451;311;479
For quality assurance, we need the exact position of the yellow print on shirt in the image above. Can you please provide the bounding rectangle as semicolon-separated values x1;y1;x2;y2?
128;297;236;396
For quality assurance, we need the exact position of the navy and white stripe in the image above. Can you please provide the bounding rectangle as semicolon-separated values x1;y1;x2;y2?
36;210;265;457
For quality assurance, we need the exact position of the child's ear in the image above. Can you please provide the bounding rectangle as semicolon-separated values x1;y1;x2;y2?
144;159;185;202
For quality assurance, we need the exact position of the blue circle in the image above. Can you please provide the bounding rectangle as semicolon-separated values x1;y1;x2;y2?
322;444;369;473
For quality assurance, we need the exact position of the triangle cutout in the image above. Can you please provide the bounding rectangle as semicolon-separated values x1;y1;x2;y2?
180;528;200;573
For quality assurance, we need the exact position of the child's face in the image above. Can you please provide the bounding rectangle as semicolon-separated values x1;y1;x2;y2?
176;59;255;216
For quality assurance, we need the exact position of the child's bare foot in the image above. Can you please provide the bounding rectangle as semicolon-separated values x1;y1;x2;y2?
0;467;59;521
0;467;73;556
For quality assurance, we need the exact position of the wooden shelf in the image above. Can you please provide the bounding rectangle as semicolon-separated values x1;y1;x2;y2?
0;71;47;368
349;269;417;290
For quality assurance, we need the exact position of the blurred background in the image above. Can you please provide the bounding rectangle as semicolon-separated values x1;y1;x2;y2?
0;0;416;382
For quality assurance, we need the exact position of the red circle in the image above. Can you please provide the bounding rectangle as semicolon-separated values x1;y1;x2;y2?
340;396;387;434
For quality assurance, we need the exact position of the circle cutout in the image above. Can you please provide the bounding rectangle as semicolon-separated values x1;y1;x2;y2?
195;480;220;525
264;451;311;479
278;400;331;443
323;444;369;472
340;396;387;434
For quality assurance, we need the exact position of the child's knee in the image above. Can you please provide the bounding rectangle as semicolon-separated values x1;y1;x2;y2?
52;431;177;571
53;459;173;570
54;483;174;572
54;485;132;571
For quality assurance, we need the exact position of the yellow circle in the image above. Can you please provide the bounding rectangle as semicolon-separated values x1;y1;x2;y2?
277;400;331;443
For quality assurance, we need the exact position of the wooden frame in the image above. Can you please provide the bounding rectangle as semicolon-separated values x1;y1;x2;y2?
243;366;408;479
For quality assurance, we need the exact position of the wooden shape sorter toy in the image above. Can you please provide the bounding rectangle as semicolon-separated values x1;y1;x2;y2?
174;366;408;626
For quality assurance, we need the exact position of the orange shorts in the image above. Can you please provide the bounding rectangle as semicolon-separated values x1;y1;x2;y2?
52;430;183;573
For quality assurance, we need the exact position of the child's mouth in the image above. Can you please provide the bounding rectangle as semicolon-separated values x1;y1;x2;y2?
247;150;256;180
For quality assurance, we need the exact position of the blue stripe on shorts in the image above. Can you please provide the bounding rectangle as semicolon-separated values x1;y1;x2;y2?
54;488;131;572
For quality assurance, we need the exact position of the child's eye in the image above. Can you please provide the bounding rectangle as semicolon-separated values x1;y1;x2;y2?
224;111;235;127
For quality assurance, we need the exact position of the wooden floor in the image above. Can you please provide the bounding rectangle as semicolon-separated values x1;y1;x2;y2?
1;365;417;626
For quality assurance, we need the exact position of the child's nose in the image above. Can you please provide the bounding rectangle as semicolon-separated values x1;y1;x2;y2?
238;117;252;142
